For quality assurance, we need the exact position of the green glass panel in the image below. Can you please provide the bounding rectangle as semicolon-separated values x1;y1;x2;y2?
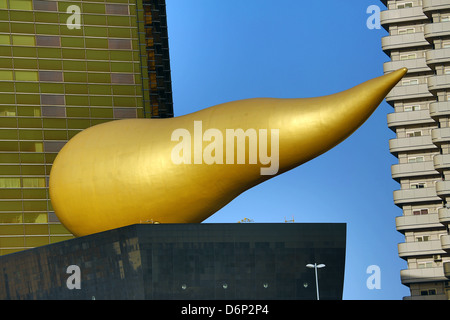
0;93;16;104
0;237;24;247
38;59;62;70
85;38;108;49
87;61;109;71
13;58;38;69
84;26;107;37
50;224;72;234
63;71;87;83
10;21;34;33
24;224;48;235
37;47;61;58
22;189;46;200
0;0;7;9
44;153;57;163
0;165;20;174
114;96;136;107
17;106;40;117
62;60;86;70
9;0;32;10
0;141;19;151
88;84;111;95
66;95;88;106
86;49;109;60
35;24;60;35
110;50;133;61
21;165;45;175
25;236;49;247
16;93;40;104
21;153;44;163
112;85;136;95
19;129;43;140
0;178;20;188
65;83;88;94
13;46;36;57
40;83;64;93
111;61;133;73
0;213;23;224
18;118;42;128
43;129;67;140
50;235;74;244
0;58;12;69
62;48;85;59
20;141;43;152
0;46;11;56
0;189;21;199
15;82;40;93
88;72;110;83
35;12;59;23
83;14;107;26
0;201;22;211
0;153;19;163
12;35;35;46
0;71;13;81
0;129;18;139
61;37;84;48
23;200;47;211
107;16;130;27
108;27;131;38
82;3;105;14
0;34;10;45
90;107;113;118
0;118;17;128
67;119;90;129
66;107;89;117
67;129;82;139
43;118;66;128
24;212;48;223
90;96;112;107
22;177;45;188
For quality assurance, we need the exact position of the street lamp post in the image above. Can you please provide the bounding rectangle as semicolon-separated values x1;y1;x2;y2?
306;263;325;300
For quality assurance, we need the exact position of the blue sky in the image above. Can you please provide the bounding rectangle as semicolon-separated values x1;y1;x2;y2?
165;0;409;300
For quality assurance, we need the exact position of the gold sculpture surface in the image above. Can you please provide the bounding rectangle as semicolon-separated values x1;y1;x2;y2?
49;68;407;237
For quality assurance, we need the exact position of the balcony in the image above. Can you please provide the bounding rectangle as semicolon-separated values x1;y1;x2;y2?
432;127;450;146
384;58;430;74
424;21;450;40
400;267;448;284
428;74;450;93
423;0;450;14
429;101;450;119
389;135;437;156
441;234;450;251
398;240;446;258
391;161;438;181
426;48;450;66
393;187;441;207
381;32;430;55
385;83;433;105
445;261;450;278
436;180;450;198
380;7;428;29
433;154;450;173
387;110;434;131
438;207;450;225
396;213;443;232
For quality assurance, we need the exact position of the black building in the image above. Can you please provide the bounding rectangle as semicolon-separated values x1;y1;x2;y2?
0;223;346;300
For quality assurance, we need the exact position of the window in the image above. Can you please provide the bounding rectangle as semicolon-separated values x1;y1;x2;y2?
41;94;65;105
420;289;436;296
39;71;63;82
413;208;428;215
41;106;66;117
400;53;416;60
15;70;38;81
33;0;57;11
12;35;35;46
418;262;433;269
397;2;413;9
114;108;137;119
443;42;450;48
402;79;419;86
44;141;66;152
416;235;430;242
0;106;16;116
411;182;426;189
445;68;450;75
108;39;132;50
408;156;424;163
36;35;60;47
398;28;415;35
111;73;134;84
9;0;32;10
442;16;450;22
0;70;13;80
404;105;420;112
407;130;422;137
22;177;45;188
0;178;21;188
0;34;10;45
105;3;129;15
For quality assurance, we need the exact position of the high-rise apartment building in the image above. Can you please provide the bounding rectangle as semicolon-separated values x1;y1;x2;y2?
381;0;450;299
0;0;173;255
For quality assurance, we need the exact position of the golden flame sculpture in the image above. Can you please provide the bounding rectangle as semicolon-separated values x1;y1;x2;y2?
49;68;407;237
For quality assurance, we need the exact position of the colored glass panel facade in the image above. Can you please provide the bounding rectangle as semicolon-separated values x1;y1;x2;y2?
0;0;173;255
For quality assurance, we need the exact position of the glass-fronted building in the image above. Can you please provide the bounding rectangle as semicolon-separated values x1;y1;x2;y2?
0;0;173;255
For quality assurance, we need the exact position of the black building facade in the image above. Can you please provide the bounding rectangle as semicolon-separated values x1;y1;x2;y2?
0;223;346;300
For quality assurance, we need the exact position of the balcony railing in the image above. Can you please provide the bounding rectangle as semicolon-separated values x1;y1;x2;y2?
423;0;450;14
396;213;443;232
398;239;446;258
432;127;450;146
389;135;437;156
393;187;441;207
428;74;450;92
385;83;433;104
424;21;450;40
387;109;434;131
400;266;448;284
384;58;430;74
380;7;428;27
381;33;430;54
391;161;438;181
426;48;450;66
438;207;450;225
430;101;450;119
